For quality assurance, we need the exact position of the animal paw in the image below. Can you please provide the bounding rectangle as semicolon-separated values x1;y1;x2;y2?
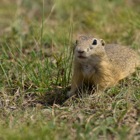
67;91;75;97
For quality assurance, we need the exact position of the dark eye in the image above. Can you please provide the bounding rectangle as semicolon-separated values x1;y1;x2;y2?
92;39;97;45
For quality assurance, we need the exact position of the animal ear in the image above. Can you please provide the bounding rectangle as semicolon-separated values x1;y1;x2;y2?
100;39;105;46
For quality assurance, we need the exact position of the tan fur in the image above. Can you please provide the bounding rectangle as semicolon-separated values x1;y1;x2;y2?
67;35;140;97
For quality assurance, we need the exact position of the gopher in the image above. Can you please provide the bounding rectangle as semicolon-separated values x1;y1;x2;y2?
67;35;140;97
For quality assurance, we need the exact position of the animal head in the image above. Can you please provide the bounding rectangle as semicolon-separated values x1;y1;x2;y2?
74;35;105;62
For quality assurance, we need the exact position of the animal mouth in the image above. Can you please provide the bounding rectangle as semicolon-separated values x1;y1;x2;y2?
78;55;87;59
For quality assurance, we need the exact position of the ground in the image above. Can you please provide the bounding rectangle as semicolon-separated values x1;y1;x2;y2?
0;0;140;139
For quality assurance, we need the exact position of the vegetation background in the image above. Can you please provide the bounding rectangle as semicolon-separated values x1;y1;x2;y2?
0;0;140;139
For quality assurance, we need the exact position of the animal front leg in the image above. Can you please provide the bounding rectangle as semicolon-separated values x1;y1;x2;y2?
67;73;83;97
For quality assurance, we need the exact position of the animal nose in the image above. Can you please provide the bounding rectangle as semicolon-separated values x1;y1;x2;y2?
78;50;84;53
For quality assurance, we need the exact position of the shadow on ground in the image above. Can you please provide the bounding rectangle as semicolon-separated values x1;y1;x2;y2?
37;86;71;106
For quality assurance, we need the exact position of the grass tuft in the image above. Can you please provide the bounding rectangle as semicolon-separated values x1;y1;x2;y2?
0;0;140;139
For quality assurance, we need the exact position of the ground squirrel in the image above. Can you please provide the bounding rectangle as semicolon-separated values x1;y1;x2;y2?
67;35;140;97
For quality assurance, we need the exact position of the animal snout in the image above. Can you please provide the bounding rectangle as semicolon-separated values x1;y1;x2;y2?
78;50;85;53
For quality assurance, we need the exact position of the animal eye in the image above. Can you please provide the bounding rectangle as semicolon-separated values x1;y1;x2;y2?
92;39;97;45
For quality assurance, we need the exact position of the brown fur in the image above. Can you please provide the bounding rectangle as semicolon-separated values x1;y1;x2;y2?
67;35;140;97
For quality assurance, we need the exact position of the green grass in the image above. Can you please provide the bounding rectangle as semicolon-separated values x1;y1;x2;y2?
0;0;140;139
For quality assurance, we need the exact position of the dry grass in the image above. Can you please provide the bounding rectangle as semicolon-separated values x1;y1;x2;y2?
0;0;140;139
